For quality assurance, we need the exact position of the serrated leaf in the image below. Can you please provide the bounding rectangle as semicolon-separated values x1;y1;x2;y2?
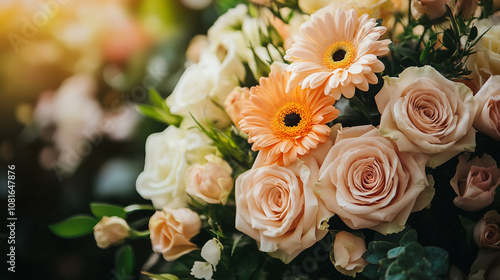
49;215;98;238
115;245;134;279
90;203;126;219
142;272;179;280
399;230;418;246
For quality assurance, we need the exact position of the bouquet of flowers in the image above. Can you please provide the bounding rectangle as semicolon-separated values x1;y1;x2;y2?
50;0;500;279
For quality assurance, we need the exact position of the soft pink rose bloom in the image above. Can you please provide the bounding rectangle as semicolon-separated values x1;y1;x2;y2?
450;153;500;211
185;155;234;205
149;208;201;261
332;231;368;277
474;211;500;249
93;216;130;249
474;76;500;141
411;0;450;20
224;87;251;130
235;154;334;263
316;125;435;235
376;66;477;168
469;249;500;279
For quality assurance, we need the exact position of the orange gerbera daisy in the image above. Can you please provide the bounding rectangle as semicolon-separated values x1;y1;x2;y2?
284;8;391;100
239;70;339;166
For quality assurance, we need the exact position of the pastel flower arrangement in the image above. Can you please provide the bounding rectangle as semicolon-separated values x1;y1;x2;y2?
50;0;500;279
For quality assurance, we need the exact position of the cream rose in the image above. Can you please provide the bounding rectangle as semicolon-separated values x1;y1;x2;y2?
185;154;233;205
300;0;394;27
315;125;435;234
166;40;245;129
474;211;500;249
136;126;216;209
474;76;500;140
235;155;334;263
467;16;500;87
450;153;500;211
376;66;477;168
332;231;367;277
411;0;450;21
149;208;201;261
224;87;251;129
93;216;130;249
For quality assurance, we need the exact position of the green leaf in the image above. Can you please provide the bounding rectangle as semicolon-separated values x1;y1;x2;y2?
425;247;450;275
148;88;168;111
403;242;425;258
458;215;476;244
442;29;456;50
49;215;98;238
115;245;134;279
373;241;397;254
90;203;126;219
362;263;382;278
387;247;405;259
142;272;179;280
399;230;418;247
468;26;478;42
419;41;433;64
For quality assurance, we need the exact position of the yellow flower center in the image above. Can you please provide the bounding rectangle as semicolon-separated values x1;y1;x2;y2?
271;102;313;140
322;41;357;70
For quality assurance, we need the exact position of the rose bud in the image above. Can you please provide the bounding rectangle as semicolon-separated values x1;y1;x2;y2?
332;231;368;277
474;211;500;249
450;153;500;212
411;0;450;21
224;87;251;130
93;216;130;249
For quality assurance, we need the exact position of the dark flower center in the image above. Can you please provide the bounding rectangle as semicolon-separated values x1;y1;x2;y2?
332;49;347;62
284;113;301;127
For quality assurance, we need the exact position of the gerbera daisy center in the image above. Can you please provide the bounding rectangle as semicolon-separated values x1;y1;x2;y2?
271;102;313;139
323;41;357;70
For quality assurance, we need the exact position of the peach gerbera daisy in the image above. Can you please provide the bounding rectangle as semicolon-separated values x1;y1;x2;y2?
239;70;339;167
284;8;391;100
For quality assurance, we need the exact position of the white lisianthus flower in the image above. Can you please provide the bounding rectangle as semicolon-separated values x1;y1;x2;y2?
191;261;213;280
136;126;216;209
166;40;245;129
191;238;222;280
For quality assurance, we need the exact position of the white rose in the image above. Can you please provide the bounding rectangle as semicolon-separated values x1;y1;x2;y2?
93;216;130;249
136;126;216;209
467;16;500;87
166;40;245;129
376;66;477;168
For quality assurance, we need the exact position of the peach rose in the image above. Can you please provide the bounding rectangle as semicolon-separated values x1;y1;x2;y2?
149;208;201;261
376;66;477;168
450;153;500;211
93;216;130;249
224;87;251;130
315;125;435;234
185;154;234;205
332;231;367;277
235;155;334;263
411;0;450;20
474;76;500;141
474;211;500;249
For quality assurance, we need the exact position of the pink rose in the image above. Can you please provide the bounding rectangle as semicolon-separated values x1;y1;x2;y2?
376;66;477;168
315;125;435;234
474;76;500;141
235;155;334;263
450;153;500;211
411;0;450;20
474;211;500;249
332;231;368;277
224;87;251;130
185;155;234;205
149;208;201;261
93;216;130;249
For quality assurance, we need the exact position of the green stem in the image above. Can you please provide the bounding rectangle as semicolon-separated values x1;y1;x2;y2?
415;26;429;52
129;229;150;239
350;95;374;124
